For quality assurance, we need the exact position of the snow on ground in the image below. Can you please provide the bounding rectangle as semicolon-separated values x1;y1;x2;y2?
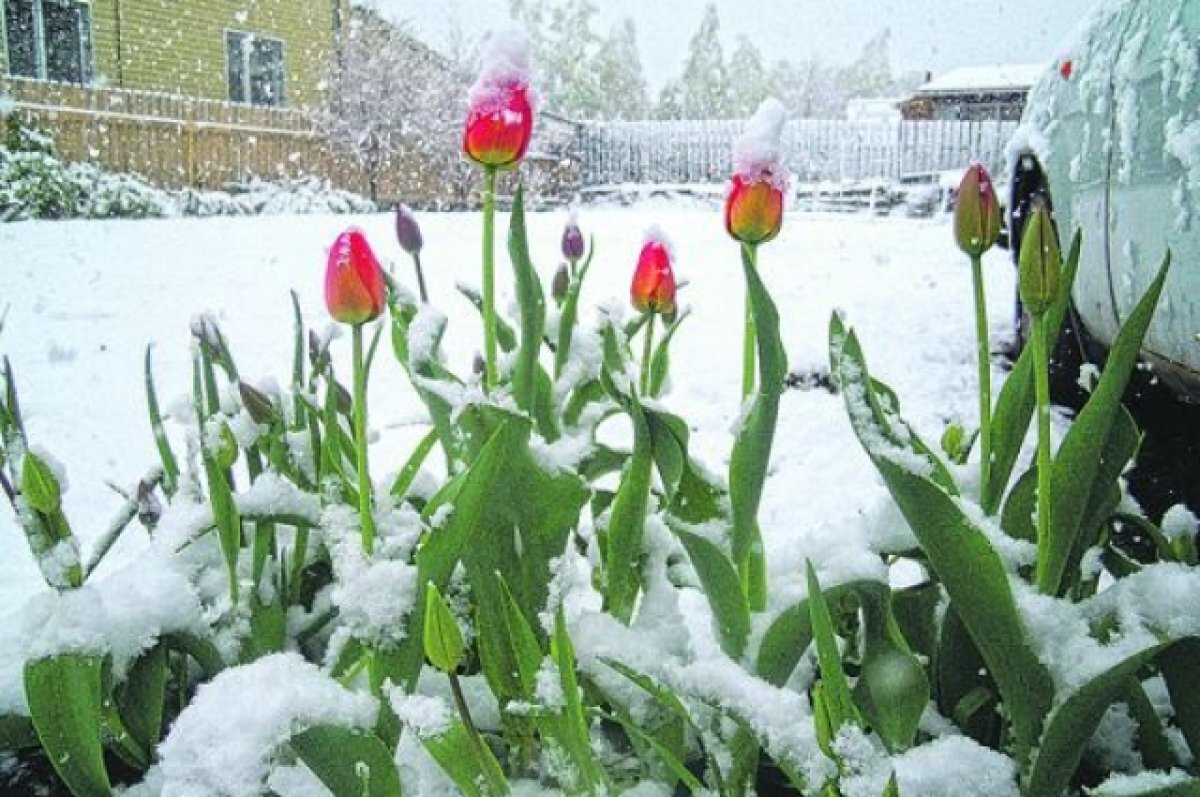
0;204;1020;610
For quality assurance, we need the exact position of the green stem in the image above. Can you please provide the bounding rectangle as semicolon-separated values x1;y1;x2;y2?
482;167;500;390
741;243;758;399
1032;313;1054;591
450;671;504;794
640;312;655;396
352;324;375;555
971;254;993;504
412;251;429;304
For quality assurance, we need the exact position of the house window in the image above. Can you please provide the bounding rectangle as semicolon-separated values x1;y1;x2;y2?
226;31;286;107
3;0;93;83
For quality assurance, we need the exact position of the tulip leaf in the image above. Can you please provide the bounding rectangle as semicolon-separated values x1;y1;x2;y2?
25;654;112;797
417;716;508;797
551;606;609;794
673;528;750;658
507;186;547;429
0;714;38;750
649;308;690;399
1159;639;1200;762
854;588;928;752
291;725;401;797
982;231;1079;514
115;644;167;758
590;707;704;793
389;428;440;500
729;245;786;609
1038;252;1170;596
144;346;179;497
605;388;653;624
806;562;861;733
644;405;689;504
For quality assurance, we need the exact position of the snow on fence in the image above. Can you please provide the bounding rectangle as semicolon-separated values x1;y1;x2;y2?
579;118;1020;188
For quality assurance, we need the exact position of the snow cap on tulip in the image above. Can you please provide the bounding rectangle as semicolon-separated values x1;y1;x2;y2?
325;228;386;325
954;163;1002;257
631;226;677;315
394;204;423;255
463;27;537;169
726;98;789;245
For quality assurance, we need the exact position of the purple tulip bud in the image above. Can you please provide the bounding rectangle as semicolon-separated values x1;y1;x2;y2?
552;262;570;303
395;204;423;255
561;214;585;263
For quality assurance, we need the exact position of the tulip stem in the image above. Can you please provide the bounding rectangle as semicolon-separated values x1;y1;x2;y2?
741;243;758;399
970;253;993;502
412;251;429;305
352;324;375;555
1031;312;1054;593
482;167;500;391
640;312;656;396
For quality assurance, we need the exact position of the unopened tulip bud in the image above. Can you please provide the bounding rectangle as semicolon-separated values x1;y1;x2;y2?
561;217;585;263
238;381;279;426
725;175;785;245
136;480;163;529
552;262;570;304
1018;203;1062;317
395;204;423;255
955;164;1002;257
325;229;387;326
308;330;330;373
631;232;677;316
727;98;788;246
473;352;487;377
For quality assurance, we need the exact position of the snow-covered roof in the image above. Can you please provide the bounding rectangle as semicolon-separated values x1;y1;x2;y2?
916;63;1046;96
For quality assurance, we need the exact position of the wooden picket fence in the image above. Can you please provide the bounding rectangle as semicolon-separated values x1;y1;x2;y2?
579;118;1021;187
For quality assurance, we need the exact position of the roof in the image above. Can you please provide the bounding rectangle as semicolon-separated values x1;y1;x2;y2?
916;63;1046;96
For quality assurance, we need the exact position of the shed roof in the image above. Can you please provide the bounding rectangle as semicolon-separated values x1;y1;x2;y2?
916;63;1046;96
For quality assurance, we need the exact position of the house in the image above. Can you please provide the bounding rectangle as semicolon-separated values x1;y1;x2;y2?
899;63;1045;122
0;0;350;108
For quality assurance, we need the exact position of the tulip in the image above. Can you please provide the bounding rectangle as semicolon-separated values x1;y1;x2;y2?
631;234;677;396
954;164;1002;258
552;262;570;305
464;28;537;390
725;174;785;246
462;81;535;170
1018;202;1062;317
1021;203;1063;593
562;215;585;269
954;163;1002;498
630;238;677;316
324;229;384;554
325;229;386;326
395;204;429;304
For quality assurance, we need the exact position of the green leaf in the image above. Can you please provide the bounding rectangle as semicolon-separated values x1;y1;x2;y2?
419;719;509;797
591;707;704;793
983;230;1081;513
806;562;861;733
115;644;166;757
1000;465;1039;544
605;391;653;624
424;583;465;673
390;429;440;499
25;654;112;797
729;248;787;608
21;450;61;514
1039;252;1170;595
0;714;38;750
854;589;928;752
496;575;544;699
291;725;401;797
1159;639;1200;762
507;187;547;427
144;346;179;497
673;528;750;658
644;406;688;503
1090;776;1200;796
649;308;690;398
1028;640;1190;797
551;606;608;794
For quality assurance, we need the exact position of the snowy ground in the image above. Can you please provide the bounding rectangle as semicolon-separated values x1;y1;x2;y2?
0;205;1023;611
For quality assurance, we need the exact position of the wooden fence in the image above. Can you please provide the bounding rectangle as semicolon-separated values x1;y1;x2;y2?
579;118;1021;187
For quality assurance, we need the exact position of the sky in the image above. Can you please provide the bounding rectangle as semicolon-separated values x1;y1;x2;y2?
373;0;1101;88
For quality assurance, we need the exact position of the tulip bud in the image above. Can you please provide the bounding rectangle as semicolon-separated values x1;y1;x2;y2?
238;381;279;426
463;29;536;170
561;215;585;263
309;329;330;374
631;231;677;316
552;262;570;304
325;229;387;325
727;98;788;246
1018;202;1062;317
472;352;487;378
395;204;423;255
954;164;1002;257
136;479;163;529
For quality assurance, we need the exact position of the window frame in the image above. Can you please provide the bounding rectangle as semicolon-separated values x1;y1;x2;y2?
2;0;93;84
224;28;288;108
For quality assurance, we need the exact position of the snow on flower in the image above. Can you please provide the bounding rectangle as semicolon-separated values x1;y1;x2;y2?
733;97;790;192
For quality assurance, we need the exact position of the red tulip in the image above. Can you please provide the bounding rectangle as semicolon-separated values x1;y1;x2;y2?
631;236;677;315
325;229;386;325
954;163;1002;257
725;174;785;245
463;80;534;169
